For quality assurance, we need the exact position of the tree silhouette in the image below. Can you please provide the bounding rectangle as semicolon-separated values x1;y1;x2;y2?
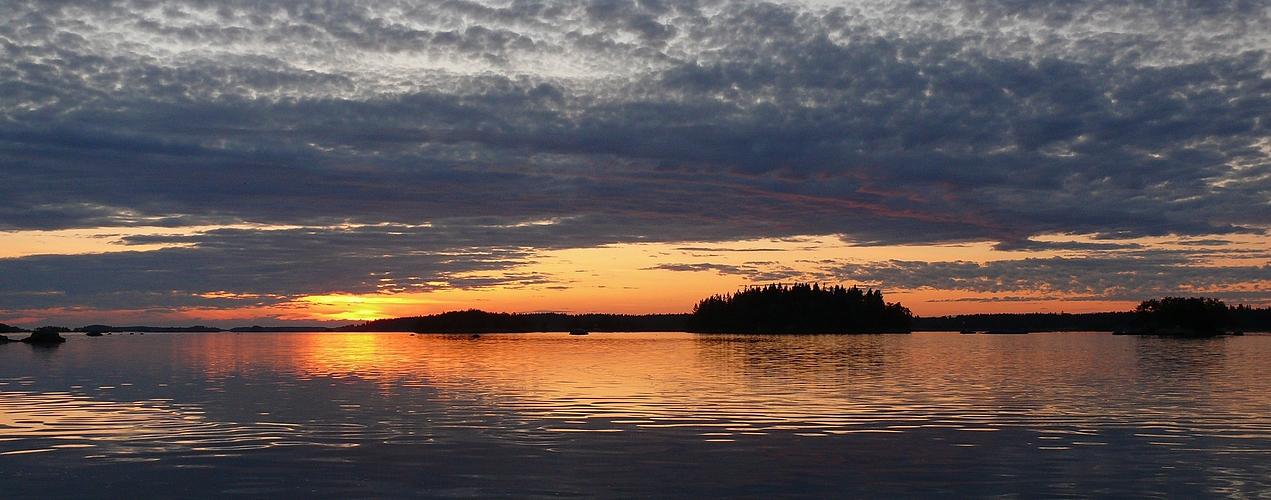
1134;296;1232;335
687;283;912;333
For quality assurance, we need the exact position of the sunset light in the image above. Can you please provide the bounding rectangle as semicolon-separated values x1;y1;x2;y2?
5;1;1271;497
0;0;1269;328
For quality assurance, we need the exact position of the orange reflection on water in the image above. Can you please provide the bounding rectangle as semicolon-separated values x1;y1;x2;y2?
6;333;1271;456
276;333;700;405
171;332;1271;440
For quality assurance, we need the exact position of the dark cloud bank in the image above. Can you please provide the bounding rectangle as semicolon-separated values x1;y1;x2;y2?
2;0;1269;316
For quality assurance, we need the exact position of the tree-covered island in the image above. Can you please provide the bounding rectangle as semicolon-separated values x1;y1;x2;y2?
687;283;912;333
1123;296;1237;336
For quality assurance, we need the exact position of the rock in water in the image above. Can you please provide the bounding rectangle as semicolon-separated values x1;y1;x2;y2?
22;327;67;345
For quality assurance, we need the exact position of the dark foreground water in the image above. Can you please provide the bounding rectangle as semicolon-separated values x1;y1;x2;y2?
2;332;1270;498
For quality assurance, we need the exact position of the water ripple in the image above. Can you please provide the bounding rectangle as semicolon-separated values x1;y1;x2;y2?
2;332;1270;497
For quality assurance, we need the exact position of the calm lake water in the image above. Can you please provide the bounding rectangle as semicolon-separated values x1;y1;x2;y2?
2;332;1270;498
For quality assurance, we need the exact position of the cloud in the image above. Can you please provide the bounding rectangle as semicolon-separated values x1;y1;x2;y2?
0;223;549;310
828;253;1271;301
646;262;806;282
1;0;1270;315
649;238;1271;304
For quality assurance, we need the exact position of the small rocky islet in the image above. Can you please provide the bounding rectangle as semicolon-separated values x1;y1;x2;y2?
0;326;68;345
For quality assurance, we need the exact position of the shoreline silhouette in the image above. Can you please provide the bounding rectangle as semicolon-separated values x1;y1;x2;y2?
5;288;1268;335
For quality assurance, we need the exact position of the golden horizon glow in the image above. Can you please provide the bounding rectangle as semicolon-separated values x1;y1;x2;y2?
3;230;1269;326
278;232;1270;321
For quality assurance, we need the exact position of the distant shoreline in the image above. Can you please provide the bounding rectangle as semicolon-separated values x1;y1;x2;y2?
7;311;1271;335
330;308;1269;334
6;299;1270;335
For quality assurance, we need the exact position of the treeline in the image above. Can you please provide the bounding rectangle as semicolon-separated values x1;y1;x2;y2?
80;324;224;333
687;283;912;333
914;313;1136;332
1131;297;1264;335
1231;305;1271;331
338;310;691;333
917;299;1271;333
9;295;1269;336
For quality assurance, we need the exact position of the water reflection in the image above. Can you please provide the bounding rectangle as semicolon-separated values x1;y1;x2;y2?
0;389;341;461
152;333;1271;445
1134;335;1229;376
2;332;1271;498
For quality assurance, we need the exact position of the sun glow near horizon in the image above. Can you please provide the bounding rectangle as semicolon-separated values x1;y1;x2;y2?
265;233;1246;323
3;231;1268;327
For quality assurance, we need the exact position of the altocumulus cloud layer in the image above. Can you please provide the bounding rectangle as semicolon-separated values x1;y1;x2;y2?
2;0;1270;317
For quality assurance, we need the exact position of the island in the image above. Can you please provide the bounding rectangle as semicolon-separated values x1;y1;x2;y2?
1116;296;1239;336
687;283;912;333
19;326;68;345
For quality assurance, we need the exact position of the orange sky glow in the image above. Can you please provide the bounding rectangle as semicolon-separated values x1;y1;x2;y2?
5;227;1266;327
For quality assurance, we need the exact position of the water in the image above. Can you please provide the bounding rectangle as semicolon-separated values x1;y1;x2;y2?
2;332;1270;498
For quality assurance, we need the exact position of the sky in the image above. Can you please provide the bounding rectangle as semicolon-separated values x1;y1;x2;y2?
2;0;1270;326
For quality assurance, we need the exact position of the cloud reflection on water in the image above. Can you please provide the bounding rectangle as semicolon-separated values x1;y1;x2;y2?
3;333;1271;497
164;332;1271;444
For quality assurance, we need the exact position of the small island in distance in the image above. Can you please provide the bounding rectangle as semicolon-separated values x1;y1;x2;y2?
5;284;1270;337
